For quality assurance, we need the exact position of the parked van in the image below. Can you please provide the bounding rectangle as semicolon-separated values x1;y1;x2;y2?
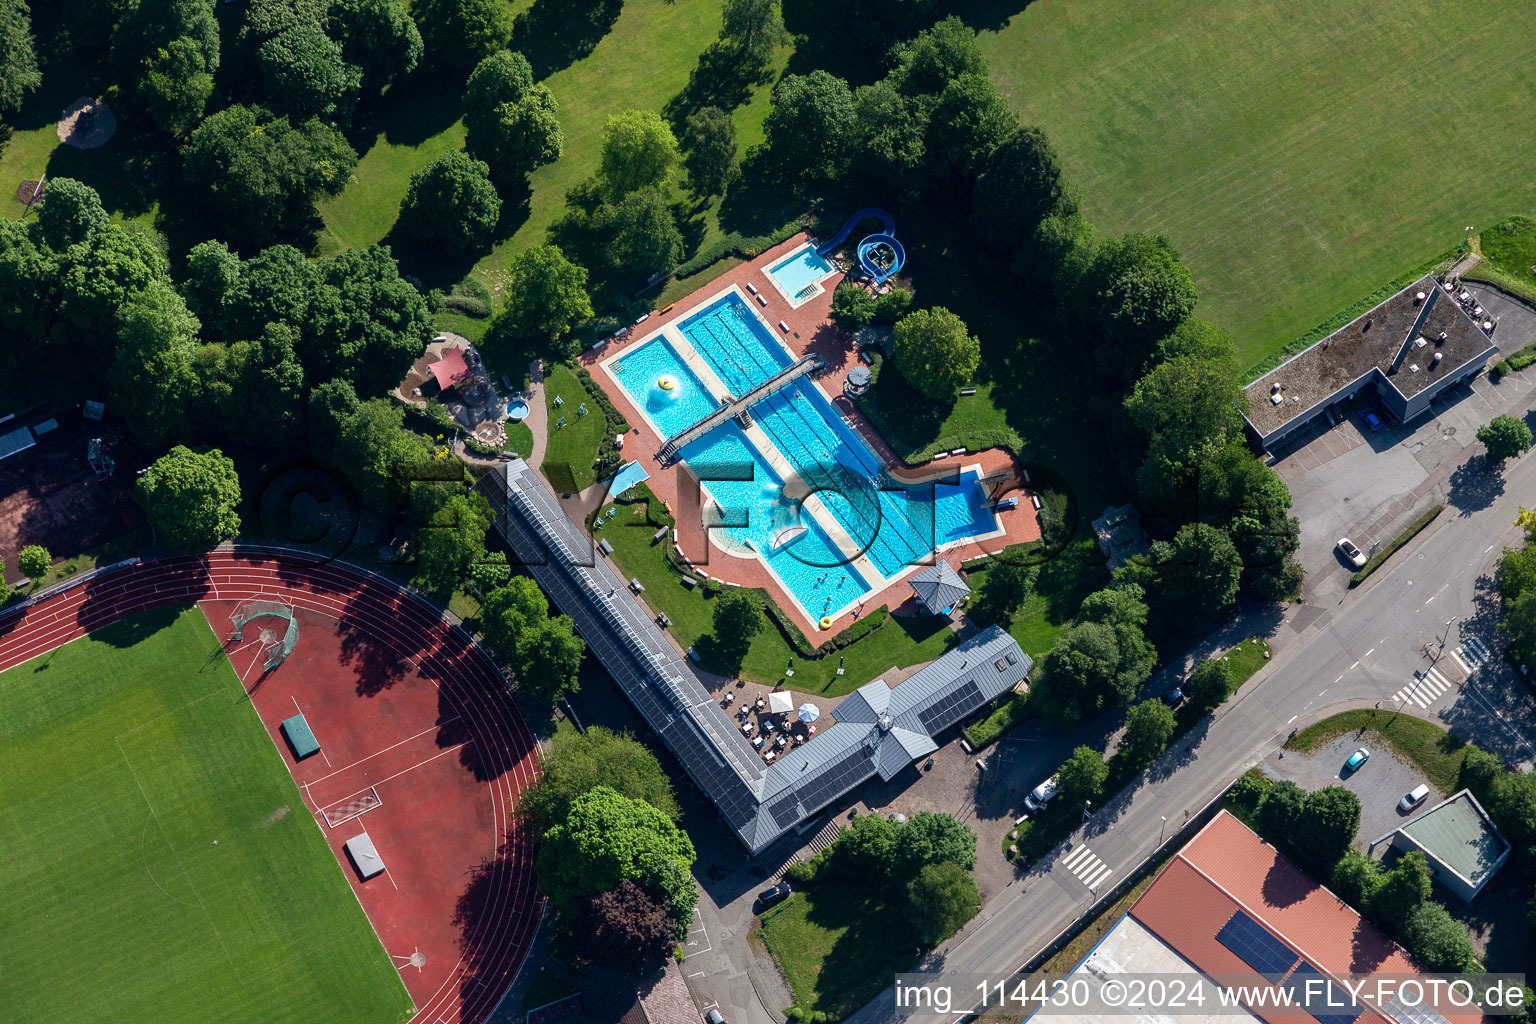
1023;775;1060;814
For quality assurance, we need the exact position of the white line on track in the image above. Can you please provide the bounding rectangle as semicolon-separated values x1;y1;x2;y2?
1364;648;1375;657
304;721;457;788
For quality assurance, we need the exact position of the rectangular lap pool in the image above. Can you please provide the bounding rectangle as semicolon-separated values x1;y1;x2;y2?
766;245;836;303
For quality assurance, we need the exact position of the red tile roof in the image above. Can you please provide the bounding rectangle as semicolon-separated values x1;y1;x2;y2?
1129;811;1481;1024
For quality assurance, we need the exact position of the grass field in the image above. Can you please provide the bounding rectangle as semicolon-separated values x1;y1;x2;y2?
0;605;412;1024
1285;708;1470;792
981;0;1536;371
541;363;608;492
758;886;916;1019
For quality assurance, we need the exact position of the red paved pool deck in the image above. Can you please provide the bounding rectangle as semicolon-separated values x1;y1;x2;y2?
0;553;542;1024
579;232;1042;637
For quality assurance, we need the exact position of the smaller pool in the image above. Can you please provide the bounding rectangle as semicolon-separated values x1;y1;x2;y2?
767;246;835;301
505;399;530;422
607;337;719;438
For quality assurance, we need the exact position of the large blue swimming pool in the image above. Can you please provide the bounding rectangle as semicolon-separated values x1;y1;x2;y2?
607;292;998;612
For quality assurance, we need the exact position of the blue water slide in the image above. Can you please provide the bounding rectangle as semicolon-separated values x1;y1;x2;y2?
857;233;906;286
816;208;896;257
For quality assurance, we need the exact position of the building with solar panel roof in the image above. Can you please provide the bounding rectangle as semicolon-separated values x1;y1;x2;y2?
478;460;1032;853
1034;811;1483;1024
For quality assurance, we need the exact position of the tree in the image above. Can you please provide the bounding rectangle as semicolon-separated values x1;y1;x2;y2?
182;240;241;327
481;576;549;654
970;126;1066;253
38;177;110;251
462;50;562;179
490;245;592;358
892;811;976;876
603;187;683;279
0;0;42;112
831;282;876;330
906;861;979;945
17;544;49;578
888;15;984;96
851;80;928;189
1125;354;1244;482
183;105;357;245
598;110;679;199
1295;786;1360;869
892;307;980;402
712;588;763;665
928;73;1014;181
1118;699;1175;768
1056;746;1108;805
334;398;432;509
1400;902;1477;973
309;245;434;396
638;851;697;935
326;0;421;95
579;880;676;967
138;445;242;553
412;491;490;598
536;786;695;912
1330;851;1382;908
399;151;501;256
1038;617;1155;723
1185;658;1233;711
719;0;786;67
410;0;512;70
1366;850;1431;927
680;106;737;198
1122;523;1242;624
762;71;855;180
513;614;585;704
1091;233;1198;377
1478;414;1532;465
969;561;1034;627
520;726;680;833
110;280;201;444
53;222;172;356
827;812;897;879
1255;780;1306;839
258;23;362;122
138;35;217;136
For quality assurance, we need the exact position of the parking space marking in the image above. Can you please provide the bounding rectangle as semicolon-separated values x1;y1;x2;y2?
682;907;712;958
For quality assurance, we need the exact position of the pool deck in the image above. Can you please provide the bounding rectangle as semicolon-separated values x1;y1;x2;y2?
579;232;1041;638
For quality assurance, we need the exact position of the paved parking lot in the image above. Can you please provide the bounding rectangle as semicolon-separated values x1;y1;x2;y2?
1260;733;1439;850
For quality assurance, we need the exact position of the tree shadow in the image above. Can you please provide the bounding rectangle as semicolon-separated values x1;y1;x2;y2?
662;43;773;132
336;606;411;696
76;562;212;644
511;0;625;79
452;840;535;1010
1446;456;1505;516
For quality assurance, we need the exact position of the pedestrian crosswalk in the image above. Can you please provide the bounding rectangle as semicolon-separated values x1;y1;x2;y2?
1062;844;1113;890
1450;636;1492;675
1392;666;1453;709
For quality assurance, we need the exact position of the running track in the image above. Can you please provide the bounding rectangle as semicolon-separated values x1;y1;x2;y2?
0;549;543;1024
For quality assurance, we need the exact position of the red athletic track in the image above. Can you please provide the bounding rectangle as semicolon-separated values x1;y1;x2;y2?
0;549;543;1024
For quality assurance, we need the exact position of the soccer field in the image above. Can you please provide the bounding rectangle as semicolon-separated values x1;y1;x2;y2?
0;605;413;1024
982;0;1536;371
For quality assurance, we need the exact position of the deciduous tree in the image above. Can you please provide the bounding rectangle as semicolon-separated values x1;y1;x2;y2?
536;786;695;912
488;244;592;358
411;491;491;599
1185;658;1232;711
579;880;676;966
410;0;512;70
680;106;737;198
0;0;42;112
17;544;49;578
138;445;242;553
891;811;976;876
1118;699;1175;768
1478;414;1532;465
1400;902;1477;972
906;861;979;944
598;109;679;199
462;50;562;179
326;0;421;95
762;71;855;180
970;126;1066;253
1056;746;1108;805
520;726;680;833
969;562;1034;627
719;0;786;68
603;186;683;279
1295;785;1360;870
892;307;979;402
398;151;501;256
258;23;362;122
886;15;983;97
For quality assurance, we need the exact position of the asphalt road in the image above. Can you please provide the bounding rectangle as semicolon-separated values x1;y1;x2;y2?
844;409;1536;1024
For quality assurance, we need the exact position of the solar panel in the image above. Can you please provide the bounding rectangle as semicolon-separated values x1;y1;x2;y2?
1283;964;1361;1024
917;680;983;734
1386;996;1453;1024
1215;911;1299;979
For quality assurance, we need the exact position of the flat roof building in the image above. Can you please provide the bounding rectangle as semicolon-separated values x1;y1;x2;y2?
478;460;1031;853
1244;277;1496;451
1368;789;1511;902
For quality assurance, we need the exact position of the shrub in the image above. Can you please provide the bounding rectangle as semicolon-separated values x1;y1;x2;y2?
18;545;50;578
672;218;805;279
1350;505;1444;585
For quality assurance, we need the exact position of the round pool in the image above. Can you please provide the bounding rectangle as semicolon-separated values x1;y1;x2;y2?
505;399;530;422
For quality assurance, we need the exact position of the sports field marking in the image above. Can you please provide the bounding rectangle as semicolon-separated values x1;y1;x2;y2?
323;786;383;828
304;720;459;789
319;742;474;812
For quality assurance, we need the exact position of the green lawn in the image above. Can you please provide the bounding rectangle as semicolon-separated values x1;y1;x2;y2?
758;887;917;1019
1213;636;1272;690
857;361;1020;464
981;0;1536;371
505;420;535;460
1470;216;1536;305
598;487;957;692
0;605;411;1024
541;363;608;492
1286;709;1470;792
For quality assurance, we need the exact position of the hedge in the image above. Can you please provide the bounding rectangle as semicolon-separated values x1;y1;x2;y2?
1493;343;1536;382
963;691;1032;750
760;599;888;658
1349;504;1444;586
671;217;805;280
573;364;630;479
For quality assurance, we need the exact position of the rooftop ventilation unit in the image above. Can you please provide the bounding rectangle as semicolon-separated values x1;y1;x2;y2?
1415;291;1427;304
1431;352;1443;367
1409;364;1421;373
1414;336;1427;348
1270;382;1282;393
1270;393;1284;406
1362;317;1373;331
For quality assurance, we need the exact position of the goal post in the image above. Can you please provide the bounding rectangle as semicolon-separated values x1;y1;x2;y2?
229;599;300;671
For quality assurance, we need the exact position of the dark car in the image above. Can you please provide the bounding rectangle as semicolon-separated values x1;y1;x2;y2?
1164;687;1185;707
755;882;792;912
1359;409;1381;432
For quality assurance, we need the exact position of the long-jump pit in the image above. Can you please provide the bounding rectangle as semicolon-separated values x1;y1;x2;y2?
0;551;543;1024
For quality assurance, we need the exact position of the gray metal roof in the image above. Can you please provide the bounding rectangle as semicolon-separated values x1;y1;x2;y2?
1397;790;1510;885
910;560;969;614
479;461;1031;852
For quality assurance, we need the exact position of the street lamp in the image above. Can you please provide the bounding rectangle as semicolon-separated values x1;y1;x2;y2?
1439;616;1459;651
1082;800;1091;825
1160;815;1167;845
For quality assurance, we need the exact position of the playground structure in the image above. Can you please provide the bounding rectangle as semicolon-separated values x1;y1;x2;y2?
818;207;906;287
229;598;300;672
86;437;114;478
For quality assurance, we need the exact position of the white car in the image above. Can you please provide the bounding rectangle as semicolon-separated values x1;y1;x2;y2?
1398;784;1430;813
1337;538;1367;568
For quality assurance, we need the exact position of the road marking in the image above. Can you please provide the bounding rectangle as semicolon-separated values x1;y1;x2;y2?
1364;648;1376;657
1062;844;1114;890
1287;715;1298;724
1393;667;1452;709
1425;595;1435;604
1334;675;1344;684
1319;689;1328;695
1487;545;1496;553
1350;661;1360;670
1450;648;1473;674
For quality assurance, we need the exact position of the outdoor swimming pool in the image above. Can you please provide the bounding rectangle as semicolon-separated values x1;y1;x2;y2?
766;245;835;301
607;336;718;437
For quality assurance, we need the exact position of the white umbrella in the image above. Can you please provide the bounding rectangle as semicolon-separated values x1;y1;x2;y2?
768;690;794;714
797;703;820;723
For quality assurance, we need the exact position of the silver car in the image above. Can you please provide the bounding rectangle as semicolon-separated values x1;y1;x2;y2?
1337;538;1367;567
